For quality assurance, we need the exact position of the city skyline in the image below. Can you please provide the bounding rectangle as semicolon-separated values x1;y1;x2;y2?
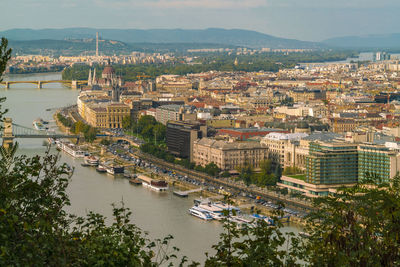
2;0;400;41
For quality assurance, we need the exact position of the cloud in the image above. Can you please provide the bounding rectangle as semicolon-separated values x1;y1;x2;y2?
94;0;269;9
92;0;400;10
143;0;269;8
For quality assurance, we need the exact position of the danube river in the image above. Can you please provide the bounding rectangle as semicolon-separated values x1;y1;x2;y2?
1;73;300;264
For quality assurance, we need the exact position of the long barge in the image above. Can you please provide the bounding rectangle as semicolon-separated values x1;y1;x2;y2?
138;174;168;191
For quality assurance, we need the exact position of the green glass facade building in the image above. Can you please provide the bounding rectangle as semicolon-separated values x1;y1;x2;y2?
358;144;394;183
305;142;359;185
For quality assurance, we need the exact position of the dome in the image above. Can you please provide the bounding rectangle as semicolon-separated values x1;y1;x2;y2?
102;66;115;75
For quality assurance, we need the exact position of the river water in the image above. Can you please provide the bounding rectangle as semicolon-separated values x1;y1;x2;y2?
1;73;300;264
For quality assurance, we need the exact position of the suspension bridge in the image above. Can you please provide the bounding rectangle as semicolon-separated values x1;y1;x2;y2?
1;118;79;148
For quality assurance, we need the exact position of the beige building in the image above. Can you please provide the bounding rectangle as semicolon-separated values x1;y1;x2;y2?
260;132;342;171
155;105;196;125
206;119;236;129
261;132;309;169
274;106;310;117
84;103;130;129
288;89;326;102
193;138;268;170
106;103;130;129
331;118;361;133
85;105;107;128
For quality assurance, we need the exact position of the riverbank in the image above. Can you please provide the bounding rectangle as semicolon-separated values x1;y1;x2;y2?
0;72;221;264
53;108;308;227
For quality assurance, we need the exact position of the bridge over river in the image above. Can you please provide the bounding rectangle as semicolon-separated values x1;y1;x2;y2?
1;118;80;148
0;80;87;89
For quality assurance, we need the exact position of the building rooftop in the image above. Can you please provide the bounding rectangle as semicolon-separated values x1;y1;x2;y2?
303;132;342;142
102;66;115;75
195;138;264;150
264;132;309;141
221;127;285;133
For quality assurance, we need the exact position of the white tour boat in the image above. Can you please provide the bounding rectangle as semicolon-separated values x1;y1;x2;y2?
189;206;213;220
61;142;85;158
84;155;99;166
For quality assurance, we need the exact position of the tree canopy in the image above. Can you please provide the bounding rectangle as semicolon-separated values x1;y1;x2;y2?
0;37;12;82
298;173;400;266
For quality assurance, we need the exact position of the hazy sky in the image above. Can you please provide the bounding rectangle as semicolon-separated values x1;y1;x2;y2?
2;0;400;41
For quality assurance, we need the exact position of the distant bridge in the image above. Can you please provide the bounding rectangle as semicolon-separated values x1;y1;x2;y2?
0;80;88;89
1;118;79;148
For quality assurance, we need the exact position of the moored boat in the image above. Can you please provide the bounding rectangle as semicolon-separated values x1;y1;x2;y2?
188;206;213;220
61;142;85;158
96;164;107;173
138;174;168;191
33;119;47;131
250;213;275;226
105;165;125;175
212;202;241;215
197;203;225;220
129;178;142;185
84;155;99;166
229;216;253;229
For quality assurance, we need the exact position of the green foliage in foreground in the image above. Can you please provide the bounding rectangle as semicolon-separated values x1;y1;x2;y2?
205;198;300;267
299;173;400;266
0;37;12;82
0;144;188;266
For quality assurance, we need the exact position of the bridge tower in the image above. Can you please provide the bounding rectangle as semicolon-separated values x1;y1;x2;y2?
37;81;42;89
2;118;14;149
71;80;78;89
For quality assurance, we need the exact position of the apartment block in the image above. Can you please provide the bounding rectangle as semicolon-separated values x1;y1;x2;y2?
166;121;207;161
193;138;268;170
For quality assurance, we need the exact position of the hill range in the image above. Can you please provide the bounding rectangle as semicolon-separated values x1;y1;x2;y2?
2;28;400;54
0;28;321;49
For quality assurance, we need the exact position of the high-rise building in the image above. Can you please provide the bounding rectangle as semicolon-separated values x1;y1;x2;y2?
305;142;358;185
358;144;400;183
166;121;207;161
278;141;359;198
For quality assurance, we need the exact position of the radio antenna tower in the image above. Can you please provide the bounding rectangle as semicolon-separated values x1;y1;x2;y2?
96;32;99;57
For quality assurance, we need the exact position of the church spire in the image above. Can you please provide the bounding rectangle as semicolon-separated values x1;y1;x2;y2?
93;68;96;85
88;69;92;86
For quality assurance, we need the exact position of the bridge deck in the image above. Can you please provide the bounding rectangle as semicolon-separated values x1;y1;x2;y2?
0;80;87;84
14;134;80;138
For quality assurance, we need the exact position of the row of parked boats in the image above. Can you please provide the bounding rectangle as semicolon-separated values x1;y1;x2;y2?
189;199;275;227
55;139;126;176
55;138;282;226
